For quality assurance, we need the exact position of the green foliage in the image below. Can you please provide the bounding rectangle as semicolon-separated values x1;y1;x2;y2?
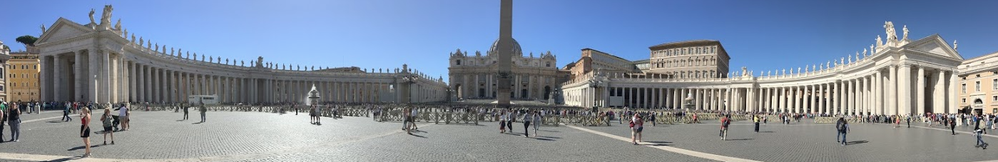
15;35;38;46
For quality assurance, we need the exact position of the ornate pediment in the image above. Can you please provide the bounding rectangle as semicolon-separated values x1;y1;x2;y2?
902;34;963;61
36;18;93;46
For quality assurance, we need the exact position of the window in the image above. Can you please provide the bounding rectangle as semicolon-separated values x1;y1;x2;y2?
993;96;997;101
33;65;37;69
963;98;967;103
963;84;967;93
455;60;461;65
11;83;15;87
994;79;997;90
976;81;981;92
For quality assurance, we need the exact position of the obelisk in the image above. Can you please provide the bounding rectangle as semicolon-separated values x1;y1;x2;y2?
496;0;513;107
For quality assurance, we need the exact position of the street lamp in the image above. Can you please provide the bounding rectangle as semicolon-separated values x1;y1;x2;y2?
401;73;418;105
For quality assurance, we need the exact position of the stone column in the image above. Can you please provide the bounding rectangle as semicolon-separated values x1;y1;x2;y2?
53;54;64;101
935;70;945;114
949;71;958;114
847;79;853;115
834;81;840;115
916;67;925;115
888;65;897;115
858;78;864;115
820;84;826;115
875;70;882;115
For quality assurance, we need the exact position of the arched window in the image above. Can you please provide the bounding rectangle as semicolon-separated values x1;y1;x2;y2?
456;60;462;65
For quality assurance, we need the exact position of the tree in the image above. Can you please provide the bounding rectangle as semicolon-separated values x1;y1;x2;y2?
15;35;38;46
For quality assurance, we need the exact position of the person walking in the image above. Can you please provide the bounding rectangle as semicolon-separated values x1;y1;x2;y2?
62;102;72;122
199;101;207;123
411;108;419;130
403;107;411;131
720;114;730;141
118;104;129;131
499;111;507;133
630;113;644;145
532;111;540;137
836;117;850;146
753;114;761;133
951;116;958;135
973;113;988;148
100;108;115;145
523;110;532;137
0;103;4;143
506;110;514;134
183;103;190;120
80;107;92;157
7;102;21;142
309;105;318;125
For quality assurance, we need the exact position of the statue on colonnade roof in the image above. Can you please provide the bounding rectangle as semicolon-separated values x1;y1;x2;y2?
89;9;96;24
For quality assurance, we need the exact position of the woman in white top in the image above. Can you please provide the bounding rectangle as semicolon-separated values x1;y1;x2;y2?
499;112;507;133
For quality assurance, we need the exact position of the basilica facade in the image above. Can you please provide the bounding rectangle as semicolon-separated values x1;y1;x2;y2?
562;22;969;116
447;41;563;101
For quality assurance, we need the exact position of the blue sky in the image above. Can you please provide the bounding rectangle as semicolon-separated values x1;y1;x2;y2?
3;0;997;82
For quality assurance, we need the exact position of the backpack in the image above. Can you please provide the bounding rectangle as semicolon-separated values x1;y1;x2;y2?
102;114;112;127
836;120;844;131
722;118;730;127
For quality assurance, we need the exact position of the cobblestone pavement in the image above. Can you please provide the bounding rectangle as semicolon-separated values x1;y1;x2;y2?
0;110;707;161
2;111;998;161
580;118;998;162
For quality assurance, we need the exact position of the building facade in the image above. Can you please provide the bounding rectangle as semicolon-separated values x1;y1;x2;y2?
647;40;730;79
7;47;40;102
447;47;561;101
562;22;968;117
957;51;998;114
0;40;9;101
37;5;448;104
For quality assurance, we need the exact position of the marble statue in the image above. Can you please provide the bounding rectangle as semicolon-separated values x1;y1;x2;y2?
187;52;190;59
114;18;121;30
226;58;229;64
241;60;245;66
201;54;205;61
123;29;128;38
130;34;135;43
870;44;875;54
847;55;851;63
209;56;213;62
139;37;144;46
902;25;909;40
311;66;315;71
855;52;859;61
170;47;174;55
741;67;747;76
154;43;159;52
782;69;786;75
862;48;867;56
884;21;896;41
826;61;830;69
217;56;221;64
146;41;151;50
89;8;96;24
40;24;46;34
954;40;958;50
101;5;113;26
876;35;882;47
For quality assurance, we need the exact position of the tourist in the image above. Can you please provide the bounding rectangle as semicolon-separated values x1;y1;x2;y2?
975;113;988;149
836;117;849;146
80;107;92;157
753;114;760;133
499;111;507;133
63;102;73;122
523;110;531;137
403;107;411;131
630;113;643;145
183;103;190;120
119;104;129;131
650;112;656;126
410;107;419;130
0;103;4;143
100;108;115;145
310;105;318;125
506;109;514;134
7;102;20;142
404;107;413;135
951;116;957;135
199;101;207;123
720;114;730;141
533;110;540;137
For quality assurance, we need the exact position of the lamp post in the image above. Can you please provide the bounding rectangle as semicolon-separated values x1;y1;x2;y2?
401;73;417;105
94;74;98;103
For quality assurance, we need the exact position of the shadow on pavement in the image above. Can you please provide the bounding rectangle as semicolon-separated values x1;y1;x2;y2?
644;141;672;146
727;138;753;141
43;156;80;162
846;140;868;145
47;120;67;123
409;133;427;138
193;122;204;124
67;144;103;151
760;131;775;133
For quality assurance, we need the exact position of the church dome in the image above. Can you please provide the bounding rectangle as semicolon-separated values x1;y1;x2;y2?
488;37;522;56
